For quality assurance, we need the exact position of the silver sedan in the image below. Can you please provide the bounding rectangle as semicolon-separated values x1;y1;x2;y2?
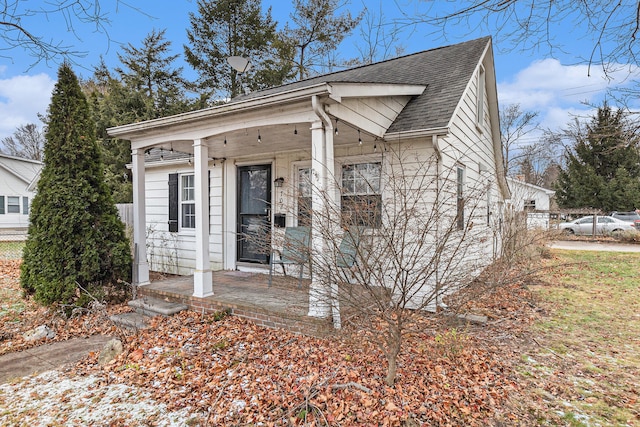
559;215;637;236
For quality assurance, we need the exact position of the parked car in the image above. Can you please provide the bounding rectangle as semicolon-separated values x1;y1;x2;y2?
559;215;637;235
609;211;640;230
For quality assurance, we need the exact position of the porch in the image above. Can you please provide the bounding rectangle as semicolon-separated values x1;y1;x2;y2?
136;270;335;336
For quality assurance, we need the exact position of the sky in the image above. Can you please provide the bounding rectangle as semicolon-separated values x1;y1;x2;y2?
1;0;639;146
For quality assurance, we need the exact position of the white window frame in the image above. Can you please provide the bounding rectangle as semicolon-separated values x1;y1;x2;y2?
7;196;20;214
295;163;313;227
340;158;383;228
180;173;195;230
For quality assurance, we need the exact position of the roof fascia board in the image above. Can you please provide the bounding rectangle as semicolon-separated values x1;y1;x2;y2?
128;105;320;149
506;177;556;195
383;127;450;141
328;83;426;103
108;83;332;139
0;162;30;185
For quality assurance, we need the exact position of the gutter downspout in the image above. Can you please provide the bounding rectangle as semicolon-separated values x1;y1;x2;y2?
311;95;341;329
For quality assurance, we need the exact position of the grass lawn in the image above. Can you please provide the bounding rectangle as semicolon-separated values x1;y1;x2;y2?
521;250;640;426
0;241;24;260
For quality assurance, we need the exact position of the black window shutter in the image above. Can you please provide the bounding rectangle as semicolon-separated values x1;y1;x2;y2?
168;173;178;232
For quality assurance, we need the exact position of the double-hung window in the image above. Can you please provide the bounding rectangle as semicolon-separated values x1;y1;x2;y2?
181;174;195;229
297;167;312;227
341;162;381;227
7;196;20;214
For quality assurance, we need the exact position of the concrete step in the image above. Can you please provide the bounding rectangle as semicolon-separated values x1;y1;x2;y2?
128;297;188;317
109;312;149;330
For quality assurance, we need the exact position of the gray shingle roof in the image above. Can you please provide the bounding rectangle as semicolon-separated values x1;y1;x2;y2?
235;36;490;133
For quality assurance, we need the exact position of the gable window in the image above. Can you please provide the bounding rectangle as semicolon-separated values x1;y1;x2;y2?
181;174;195;229
476;64;485;129
341;162;381;227
524;199;536;211
456;166;465;230
297;167;312;227
7;196;20;214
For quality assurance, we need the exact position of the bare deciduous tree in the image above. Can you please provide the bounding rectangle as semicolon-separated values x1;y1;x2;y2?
500;103;539;175
261;142;508;386
0;1;147;68
0;123;44;161
399;1;640;78
285;0;363;80
349;2;405;66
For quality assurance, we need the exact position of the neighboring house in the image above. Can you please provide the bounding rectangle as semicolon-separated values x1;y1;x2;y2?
0;153;41;232
506;176;556;229
108;36;510;318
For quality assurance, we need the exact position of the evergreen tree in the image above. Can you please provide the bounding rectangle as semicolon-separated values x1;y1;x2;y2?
555;102;640;211
84;31;199;203
21;63;131;307
115;29;191;119
285;0;362;80
184;0;287;100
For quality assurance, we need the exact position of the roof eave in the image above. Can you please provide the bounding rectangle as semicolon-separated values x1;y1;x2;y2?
383;127;450;140
107;83;333;139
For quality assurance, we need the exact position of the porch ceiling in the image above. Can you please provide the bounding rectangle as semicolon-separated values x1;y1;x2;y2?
149;120;377;158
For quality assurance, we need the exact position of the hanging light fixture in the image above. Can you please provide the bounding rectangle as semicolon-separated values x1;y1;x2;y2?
257;130;261;143
335;118;339;135
188;153;192;165
224;136;227;147
358;129;362;145
294;125;298;135
160;147;164;160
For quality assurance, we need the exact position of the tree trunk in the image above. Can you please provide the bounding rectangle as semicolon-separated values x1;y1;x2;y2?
385;335;402;386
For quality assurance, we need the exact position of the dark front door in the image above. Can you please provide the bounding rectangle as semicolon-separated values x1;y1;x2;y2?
237;164;271;263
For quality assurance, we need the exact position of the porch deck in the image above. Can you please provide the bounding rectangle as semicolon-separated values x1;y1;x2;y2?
136;270;334;336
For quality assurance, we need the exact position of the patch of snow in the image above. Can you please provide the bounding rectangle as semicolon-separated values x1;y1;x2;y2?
0;370;198;426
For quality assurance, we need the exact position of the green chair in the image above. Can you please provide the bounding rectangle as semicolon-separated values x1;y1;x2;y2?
269;226;311;288
336;229;360;269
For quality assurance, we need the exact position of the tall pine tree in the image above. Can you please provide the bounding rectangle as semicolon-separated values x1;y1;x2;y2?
21;63;131;307
555;102;640;211
184;0;287;100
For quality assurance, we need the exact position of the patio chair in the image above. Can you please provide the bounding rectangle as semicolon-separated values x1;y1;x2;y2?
336;228;361;269
269;226;311;288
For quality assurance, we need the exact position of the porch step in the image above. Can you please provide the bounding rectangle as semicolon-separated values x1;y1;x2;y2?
128;297;189;317
109;312;149;330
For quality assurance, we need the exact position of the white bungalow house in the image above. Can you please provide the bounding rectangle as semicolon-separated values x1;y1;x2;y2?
108;37;510;319
506;176;555;229
0;153;41;232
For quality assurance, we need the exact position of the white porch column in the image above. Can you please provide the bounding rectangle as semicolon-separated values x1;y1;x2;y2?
131;148;149;285
193;139;213;297
308;119;332;318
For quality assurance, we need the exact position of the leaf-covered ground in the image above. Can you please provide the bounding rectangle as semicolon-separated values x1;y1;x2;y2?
1;251;638;426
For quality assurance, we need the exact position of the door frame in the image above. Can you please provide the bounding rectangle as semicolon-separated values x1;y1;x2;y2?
235;163;273;264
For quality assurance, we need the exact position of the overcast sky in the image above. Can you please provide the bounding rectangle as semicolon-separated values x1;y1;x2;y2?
1;0;638;144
